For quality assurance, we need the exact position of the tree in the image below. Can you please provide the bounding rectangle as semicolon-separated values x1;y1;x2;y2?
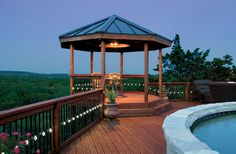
154;34;235;82
230;66;236;81
154;34;210;81
206;54;234;81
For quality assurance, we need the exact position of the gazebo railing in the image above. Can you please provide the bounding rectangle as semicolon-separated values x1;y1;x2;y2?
122;74;144;92
0;89;104;153
72;74;145;92
72;74;101;93
71;74;193;101
148;82;193;101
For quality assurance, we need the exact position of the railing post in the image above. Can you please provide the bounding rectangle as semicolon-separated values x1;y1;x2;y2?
144;43;149;103
100;90;105;119
53;103;61;153
185;82;190;101
158;49;163;97
70;44;75;95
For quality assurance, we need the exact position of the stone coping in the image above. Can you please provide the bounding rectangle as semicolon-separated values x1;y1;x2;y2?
162;102;236;154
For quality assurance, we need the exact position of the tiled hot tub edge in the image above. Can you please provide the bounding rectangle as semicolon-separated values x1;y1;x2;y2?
162;102;236;154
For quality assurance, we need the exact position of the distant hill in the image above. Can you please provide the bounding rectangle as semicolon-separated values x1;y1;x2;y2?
0;71;69;78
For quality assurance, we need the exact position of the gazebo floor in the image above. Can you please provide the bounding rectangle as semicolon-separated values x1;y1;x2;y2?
116;92;161;104
61;101;200;154
111;92;171;117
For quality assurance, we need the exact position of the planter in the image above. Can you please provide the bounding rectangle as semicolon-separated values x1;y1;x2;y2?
162;96;169;101
162;92;169;100
104;103;119;120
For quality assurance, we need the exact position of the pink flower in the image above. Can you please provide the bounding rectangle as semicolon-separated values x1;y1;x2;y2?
19;140;25;145
14;146;20;154
26;132;32;137
12;131;19;136
36;148;40;154
0;132;8;141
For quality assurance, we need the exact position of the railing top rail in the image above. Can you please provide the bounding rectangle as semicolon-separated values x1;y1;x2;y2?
71;74;101;78
148;82;192;85
72;74;145;79
122;74;144;78
0;88;103;119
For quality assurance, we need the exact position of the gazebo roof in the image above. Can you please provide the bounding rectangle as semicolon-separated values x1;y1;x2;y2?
59;15;172;52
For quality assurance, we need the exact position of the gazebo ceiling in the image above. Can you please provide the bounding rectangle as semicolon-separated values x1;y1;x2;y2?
59;15;172;52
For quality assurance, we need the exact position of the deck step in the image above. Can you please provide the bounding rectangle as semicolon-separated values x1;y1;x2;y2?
118;100;172;117
118;98;163;109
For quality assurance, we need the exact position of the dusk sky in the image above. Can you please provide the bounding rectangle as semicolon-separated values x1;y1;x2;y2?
0;0;235;74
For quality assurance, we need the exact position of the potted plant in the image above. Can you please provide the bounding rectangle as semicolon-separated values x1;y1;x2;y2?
162;85;169;100
104;89;119;120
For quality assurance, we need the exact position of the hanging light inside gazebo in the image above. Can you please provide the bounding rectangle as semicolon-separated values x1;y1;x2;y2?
99;42;130;48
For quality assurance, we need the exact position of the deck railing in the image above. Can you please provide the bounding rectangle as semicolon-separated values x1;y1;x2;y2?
148;82;193;101
72;74;101;93
123;74;144;92
71;74;193;101
0;89;104;153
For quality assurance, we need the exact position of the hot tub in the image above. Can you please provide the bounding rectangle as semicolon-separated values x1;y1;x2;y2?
162;102;236;154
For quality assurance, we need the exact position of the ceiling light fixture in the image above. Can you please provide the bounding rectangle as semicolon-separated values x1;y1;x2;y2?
99;42;130;48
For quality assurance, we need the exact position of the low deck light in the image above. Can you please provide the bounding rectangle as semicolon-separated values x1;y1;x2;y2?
42;132;46;136
48;128;52;133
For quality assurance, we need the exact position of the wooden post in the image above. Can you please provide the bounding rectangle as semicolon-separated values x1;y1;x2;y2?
100;41;106;89
144;43;149;103
53;103;61;153
159;49;163;97
185;82;190;101
90;51;94;74
100;90;105;119
120;52;123;78
70;44;74;95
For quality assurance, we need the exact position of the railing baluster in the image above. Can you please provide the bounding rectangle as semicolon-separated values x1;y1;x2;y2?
0;89;103;153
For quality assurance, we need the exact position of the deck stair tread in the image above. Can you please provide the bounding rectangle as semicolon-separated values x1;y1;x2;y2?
118;100;171;117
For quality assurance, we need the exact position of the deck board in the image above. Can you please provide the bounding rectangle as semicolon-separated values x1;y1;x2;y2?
61;102;200;154
116;93;161;104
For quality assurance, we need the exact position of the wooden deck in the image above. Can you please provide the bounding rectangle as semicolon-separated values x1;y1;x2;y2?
61;102;200;154
116;92;161;104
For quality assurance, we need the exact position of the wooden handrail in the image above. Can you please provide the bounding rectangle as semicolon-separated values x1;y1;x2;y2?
71;74;101;78
148;82;192;85
0;88;103;120
122;74;145;78
71;74;145;78
0;88;104;153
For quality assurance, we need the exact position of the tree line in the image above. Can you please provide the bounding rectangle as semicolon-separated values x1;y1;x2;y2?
0;75;69;111
154;34;236;82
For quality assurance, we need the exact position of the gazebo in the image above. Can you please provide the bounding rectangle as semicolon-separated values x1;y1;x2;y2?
59;15;172;103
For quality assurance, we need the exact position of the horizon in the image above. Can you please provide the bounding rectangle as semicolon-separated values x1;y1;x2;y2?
1;0;236;74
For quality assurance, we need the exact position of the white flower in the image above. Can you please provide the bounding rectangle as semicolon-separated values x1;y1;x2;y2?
34;135;37;141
